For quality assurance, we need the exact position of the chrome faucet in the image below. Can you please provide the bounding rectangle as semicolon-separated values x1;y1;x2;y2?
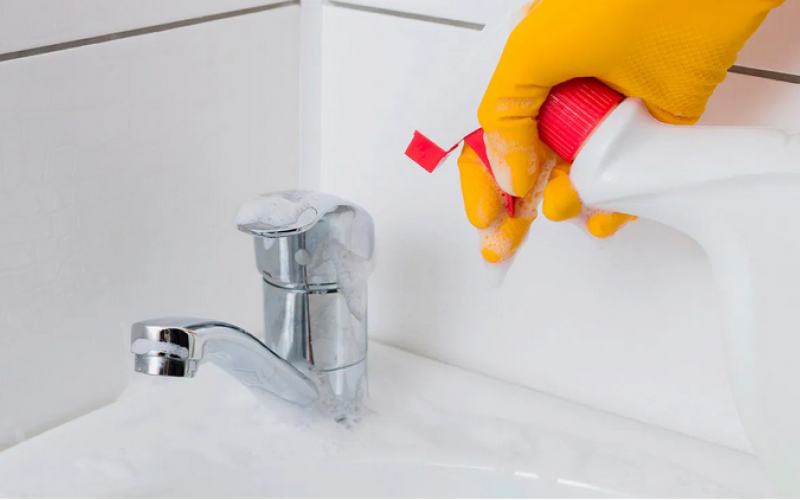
130;191;375;407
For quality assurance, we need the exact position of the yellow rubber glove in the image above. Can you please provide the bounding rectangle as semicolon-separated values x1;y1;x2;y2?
459;0;785;263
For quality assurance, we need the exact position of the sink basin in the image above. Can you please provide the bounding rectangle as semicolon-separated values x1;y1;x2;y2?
0;342;775;498
119;462;620;498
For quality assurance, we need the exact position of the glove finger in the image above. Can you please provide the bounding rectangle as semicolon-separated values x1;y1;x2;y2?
477;18;552;198
586;211;637;238
457;143;503;229
481;120;548;199
542;162;582;222
478;173;547;263
479;213;535;264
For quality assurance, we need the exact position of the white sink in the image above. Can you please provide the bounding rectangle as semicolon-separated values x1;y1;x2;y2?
0;343;775;498
115;463;614;498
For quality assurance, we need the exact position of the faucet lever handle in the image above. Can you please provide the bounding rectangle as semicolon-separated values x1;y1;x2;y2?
235;190;375;288
236;190;361;238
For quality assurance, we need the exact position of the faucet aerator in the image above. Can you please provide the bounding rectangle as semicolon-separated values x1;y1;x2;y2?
134;354;195;378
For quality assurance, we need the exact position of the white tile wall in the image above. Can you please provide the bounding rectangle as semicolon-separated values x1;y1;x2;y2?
319;5;800;452
0;0;289;54
737;0;800;76
330;0;799;76
326;0;522;25
0;6;300;449
700;73;800;132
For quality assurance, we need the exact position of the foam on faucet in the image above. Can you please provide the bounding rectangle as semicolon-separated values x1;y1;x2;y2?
235;192;320;229
236;191;374;321
307;237;373;321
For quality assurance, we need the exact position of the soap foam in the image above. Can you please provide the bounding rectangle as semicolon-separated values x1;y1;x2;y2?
307;367;368;428
319;238;373;321
235;192;321;228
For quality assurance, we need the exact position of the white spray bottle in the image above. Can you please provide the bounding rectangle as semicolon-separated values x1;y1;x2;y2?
405;10;800;496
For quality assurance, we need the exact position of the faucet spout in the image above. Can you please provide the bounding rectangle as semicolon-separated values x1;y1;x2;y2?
131;317;319;406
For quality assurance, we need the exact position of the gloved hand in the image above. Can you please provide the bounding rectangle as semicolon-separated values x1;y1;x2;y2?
460;0;785;263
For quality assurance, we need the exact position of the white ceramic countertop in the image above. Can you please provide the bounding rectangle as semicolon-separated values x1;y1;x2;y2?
0;342;776;498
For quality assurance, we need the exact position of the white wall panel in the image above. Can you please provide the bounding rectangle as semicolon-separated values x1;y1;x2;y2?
0;6;300;449
0;0;289;55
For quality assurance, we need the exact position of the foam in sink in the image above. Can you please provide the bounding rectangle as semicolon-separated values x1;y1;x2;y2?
0;343;773;498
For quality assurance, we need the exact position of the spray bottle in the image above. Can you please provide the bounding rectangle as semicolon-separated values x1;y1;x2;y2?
405;9;800;496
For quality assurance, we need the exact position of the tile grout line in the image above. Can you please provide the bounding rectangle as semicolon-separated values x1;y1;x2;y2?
325;0;484;30
0;1;299;63
327;1;800;86
728;64;800;85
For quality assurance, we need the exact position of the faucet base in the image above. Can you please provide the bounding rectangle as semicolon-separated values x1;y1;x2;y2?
316;359;368;408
